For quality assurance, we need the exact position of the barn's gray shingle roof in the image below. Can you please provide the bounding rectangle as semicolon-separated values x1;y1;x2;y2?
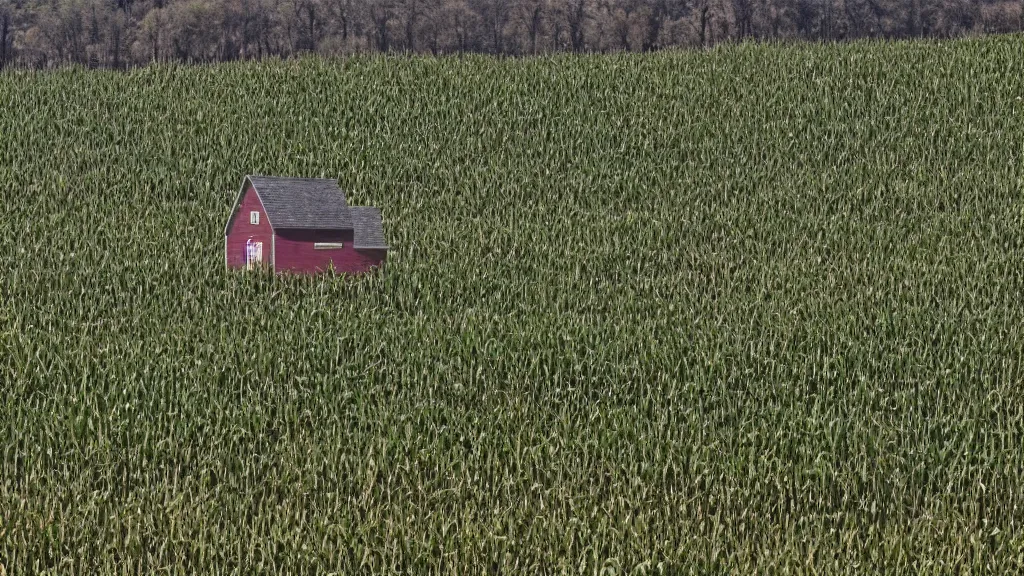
351;206;389;250
248;175;352;230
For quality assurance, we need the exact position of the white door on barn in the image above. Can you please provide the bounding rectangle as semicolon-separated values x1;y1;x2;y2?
245;238;263;270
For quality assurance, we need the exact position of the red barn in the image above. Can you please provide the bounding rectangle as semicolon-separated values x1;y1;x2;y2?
224;175;388;274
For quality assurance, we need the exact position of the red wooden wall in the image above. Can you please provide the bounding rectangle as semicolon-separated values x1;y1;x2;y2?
274;229;386;274
225;185;274;270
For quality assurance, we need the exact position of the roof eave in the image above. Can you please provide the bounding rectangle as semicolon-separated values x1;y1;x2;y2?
273;225;355;231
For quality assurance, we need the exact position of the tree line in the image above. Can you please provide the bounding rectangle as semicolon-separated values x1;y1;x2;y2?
0;0;1021;68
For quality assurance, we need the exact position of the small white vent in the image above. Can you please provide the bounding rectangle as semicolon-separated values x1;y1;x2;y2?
314;242;345;250
250;211;260;225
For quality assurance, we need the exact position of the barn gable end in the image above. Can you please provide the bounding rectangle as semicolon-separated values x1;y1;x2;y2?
225;176;282;235
225;179;275;270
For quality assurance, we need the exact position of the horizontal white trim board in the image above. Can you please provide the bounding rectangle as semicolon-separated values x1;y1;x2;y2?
314;242;344;249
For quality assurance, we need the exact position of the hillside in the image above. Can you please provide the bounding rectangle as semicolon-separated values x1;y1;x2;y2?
2;37;1024;572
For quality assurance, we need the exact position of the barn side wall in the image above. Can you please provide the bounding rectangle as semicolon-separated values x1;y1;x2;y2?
274;229;386;274
226;186;274;270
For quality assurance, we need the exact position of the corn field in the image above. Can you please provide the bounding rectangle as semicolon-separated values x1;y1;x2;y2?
2;37;1024;573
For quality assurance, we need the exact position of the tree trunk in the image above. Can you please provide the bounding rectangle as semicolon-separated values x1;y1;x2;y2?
528;4;544;52
307;5;317;50
112;22;121;69
842;0;858;37
643;0;666;51
1;13;9;69
455;14;464;51
699;5;708;46
822;0;832;39
405;0;417;51
568;0;585;51
493;15;501;53
375;11;390;50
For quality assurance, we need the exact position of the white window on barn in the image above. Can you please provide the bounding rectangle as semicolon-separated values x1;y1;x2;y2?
250;211;260;225
245;239;263;270
314;242;344;249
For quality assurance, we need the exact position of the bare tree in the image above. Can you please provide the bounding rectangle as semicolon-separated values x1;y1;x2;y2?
468;0;511;52
561;0;586;50
591;0;634;50
109;9;126;67
516;0;545;52
367;0;397;49
296;0;323;50
0;0;12;68
731;0;753;37
324;0;353;40
45;0;88;64
136;6;165;61
687;0;712;45
397;0;422;49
